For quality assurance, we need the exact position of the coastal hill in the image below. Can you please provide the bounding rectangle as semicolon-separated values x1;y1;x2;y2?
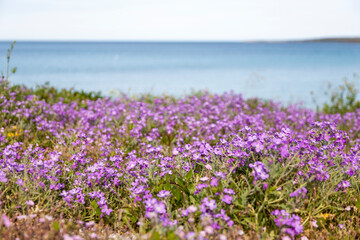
301;37;360;43
248;37;360;43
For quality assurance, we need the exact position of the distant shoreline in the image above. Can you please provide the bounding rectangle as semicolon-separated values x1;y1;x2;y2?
0;38;360;44
246;38;360;44
295;38;360;43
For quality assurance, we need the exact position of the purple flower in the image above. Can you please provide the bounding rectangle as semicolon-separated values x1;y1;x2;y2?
26;200;35;206
153;201;167;214
249;161;269;181
200;197;217;212
16;179;24;186
271;209;303;237
213;148;222;155
85;221;95;227
210;177;218;187
172;148;179;155
204;164;212;170
186;232;196;240
289;187;307;198
17;215;27;220
221;195;233;204
311;220;318;228
157;190;171;198
251;141;264;153
39;181;46;188
223;188;235;195
181;209;189;217
101;205;113;216
337;180;351;189
0;171;7;183
194;183;209;194
187;205;197;213
126;161;137;170
89;233;98;239
200;177;209;181
2;214;11;228
339;224;345;229
214;171;226;179
280;145;290;158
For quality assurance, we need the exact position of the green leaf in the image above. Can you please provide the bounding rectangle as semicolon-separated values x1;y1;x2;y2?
218;180;223;191
176;176;186;188
11;67;17;74
185;170;193;181
91;200;102;217
91;200;98;209
164;173;171;190
171;186;182;201
96;207;102;217
167;231;178;240
356;197;360;210
188;183;195;194
165;181;171;190
171;173;176;182
151;231;161;240
267;186;278;194
131;215;137;224
53;221;60;231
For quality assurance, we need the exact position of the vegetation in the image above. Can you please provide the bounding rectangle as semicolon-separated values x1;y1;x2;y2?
317;76;360;115
1;42;360;240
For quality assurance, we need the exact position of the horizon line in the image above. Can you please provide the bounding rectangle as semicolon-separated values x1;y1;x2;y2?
0;36;360;43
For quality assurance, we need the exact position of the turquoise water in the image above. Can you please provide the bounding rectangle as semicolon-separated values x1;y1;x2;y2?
1;41;360;107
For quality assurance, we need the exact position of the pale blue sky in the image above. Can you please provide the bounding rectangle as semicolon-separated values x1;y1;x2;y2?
0;0;359;41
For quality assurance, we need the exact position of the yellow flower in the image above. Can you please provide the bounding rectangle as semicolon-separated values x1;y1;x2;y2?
318;213;330;219
7;133;14;137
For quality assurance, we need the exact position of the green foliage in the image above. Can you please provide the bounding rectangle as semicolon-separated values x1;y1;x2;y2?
0;41;102;106
317;75;360;115
10;82;102;105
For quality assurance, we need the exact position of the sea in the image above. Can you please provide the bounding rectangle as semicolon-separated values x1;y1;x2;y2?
0;41;360;108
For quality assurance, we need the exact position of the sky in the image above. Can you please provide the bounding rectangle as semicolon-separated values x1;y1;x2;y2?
0;0;359;41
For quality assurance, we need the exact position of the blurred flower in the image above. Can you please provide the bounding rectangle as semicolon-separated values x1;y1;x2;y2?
249;162;269;181
223;188;235;195
89;233;98;239
16;179;24;186
186;232;196;240
311;220;318;228
221;195;233;204
219;234;227;240
204;225;214;234
17;215;27;220
204;164;212;170
289;187;307;199
26;200;35;206
339;224;345;229
272;209;303;238
157;190;171;198
2;214;11;228
210;177;218;187
85;221;95;227
0;170;7;183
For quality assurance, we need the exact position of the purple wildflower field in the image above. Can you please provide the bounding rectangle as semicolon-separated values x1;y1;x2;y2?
0;77;360;240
